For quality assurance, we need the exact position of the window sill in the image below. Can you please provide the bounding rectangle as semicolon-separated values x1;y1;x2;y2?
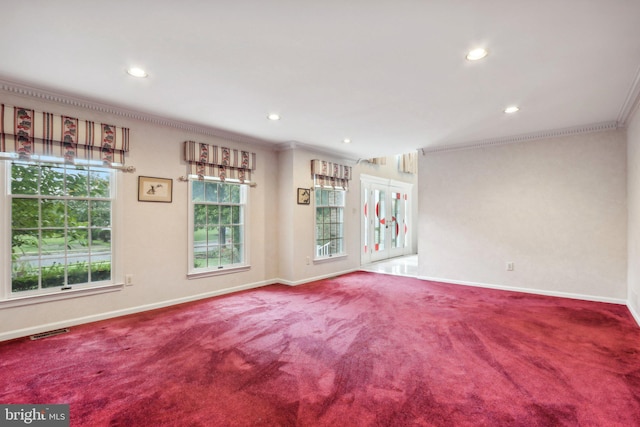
313;254;347;264
0;283;124;309
187;264;251;280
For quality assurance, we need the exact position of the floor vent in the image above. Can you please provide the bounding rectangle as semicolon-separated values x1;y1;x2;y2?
30;328;70;340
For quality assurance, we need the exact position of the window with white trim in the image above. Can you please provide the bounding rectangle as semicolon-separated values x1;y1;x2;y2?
189;180;248;274
315;187;346;259
6;160;115;297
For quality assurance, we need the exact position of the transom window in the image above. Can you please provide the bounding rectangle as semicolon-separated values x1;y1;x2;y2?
189;180;247;274
8;161;114;295
315;187;346;258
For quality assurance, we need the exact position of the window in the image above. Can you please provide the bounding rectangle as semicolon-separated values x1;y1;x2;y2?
189;180;247;275
7;161;114;296
315;187;346;259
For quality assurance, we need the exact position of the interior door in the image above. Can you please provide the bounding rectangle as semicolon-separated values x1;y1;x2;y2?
361;177;412;264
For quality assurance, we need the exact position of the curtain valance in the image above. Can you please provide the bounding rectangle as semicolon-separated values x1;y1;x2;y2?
184;140;256;183
311;159;352;189
399;151;417;174
1;104;130;166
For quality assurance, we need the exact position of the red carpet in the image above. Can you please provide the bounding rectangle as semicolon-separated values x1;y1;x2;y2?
1;272;639;426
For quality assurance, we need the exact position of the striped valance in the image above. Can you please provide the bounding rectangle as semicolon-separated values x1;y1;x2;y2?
311;159;352;189
184;140;256;183
1;104;130;166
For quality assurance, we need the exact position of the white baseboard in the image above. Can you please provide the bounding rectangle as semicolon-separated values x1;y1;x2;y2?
628;303;640;327
0;279;274;342
4;271;636;342
274;268;359;287
417;275;628;305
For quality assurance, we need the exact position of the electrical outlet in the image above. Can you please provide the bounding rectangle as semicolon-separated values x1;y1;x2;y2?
125;274;134;286
506;262;514;271
306;256;310;265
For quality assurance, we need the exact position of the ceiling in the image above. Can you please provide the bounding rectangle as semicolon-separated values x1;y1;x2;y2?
1;1;640;159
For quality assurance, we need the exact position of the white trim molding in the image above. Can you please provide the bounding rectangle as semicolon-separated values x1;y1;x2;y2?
0;279;275;342
417;275;628;306
420;121;620;154
617;64;640;126
0;77;276;151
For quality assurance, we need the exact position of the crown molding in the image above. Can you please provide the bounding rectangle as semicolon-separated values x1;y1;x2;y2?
275;140;359;163
0;77;278;151
617;64;640;126
419;121;621;154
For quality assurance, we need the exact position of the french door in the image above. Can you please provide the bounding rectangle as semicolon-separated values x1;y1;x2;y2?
361;176;412;264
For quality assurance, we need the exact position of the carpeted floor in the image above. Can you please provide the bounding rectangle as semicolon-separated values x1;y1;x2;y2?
1;272;640;426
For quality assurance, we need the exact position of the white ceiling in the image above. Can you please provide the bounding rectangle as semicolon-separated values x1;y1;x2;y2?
1;1;640;159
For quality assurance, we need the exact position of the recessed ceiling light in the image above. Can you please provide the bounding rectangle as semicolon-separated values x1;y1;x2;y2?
126;67;148;78
342;138;351;144
504;106;520;114
466;48;488;61
267;113;281;121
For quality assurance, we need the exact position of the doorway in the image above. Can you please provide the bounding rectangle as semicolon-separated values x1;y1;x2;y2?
361;175;412;265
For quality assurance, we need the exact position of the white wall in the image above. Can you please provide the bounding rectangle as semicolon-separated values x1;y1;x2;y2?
627;104;640;320
418;130;627;301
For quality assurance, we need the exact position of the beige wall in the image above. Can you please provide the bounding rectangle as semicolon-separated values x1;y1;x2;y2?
627;104;640;320
0;91;281;339
0;90;417;339
276;147;418;284
418;130;628;301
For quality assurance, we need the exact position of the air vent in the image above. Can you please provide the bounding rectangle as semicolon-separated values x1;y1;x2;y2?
30;328;69;340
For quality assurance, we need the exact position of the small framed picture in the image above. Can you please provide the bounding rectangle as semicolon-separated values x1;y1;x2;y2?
297;188;311;205
138;176;173;203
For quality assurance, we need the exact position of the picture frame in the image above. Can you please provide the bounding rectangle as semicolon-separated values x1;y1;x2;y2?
138;176;173;203
297;187;311;205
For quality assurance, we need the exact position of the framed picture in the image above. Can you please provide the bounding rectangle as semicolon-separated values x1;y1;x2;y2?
297;188;311;205
138;176;173;203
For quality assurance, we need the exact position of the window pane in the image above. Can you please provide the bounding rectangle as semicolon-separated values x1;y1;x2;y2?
205;182;218;202
10;163;114;294
12;199;39;228
91;260;111;282
194;225;206;246
220;206;232;224
314;188;345;258
40;166;65;196
12;230;39;257
90;228;111;254
194;205;207;225
41;199;66;228
232;225;242;244
207;205;220;224
41;264;65;288
91;201;111;227
11;163;38;195
89;170;110;197
191;182;245;271
207;248;220;267
41;229;65;256
192;181;205;202
207;226;219;244
230;185;240;203
67;168;89;197
68;229;88;253
67;260;89;285
68;200;89;224
231;206;240;224
12;264;39;292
